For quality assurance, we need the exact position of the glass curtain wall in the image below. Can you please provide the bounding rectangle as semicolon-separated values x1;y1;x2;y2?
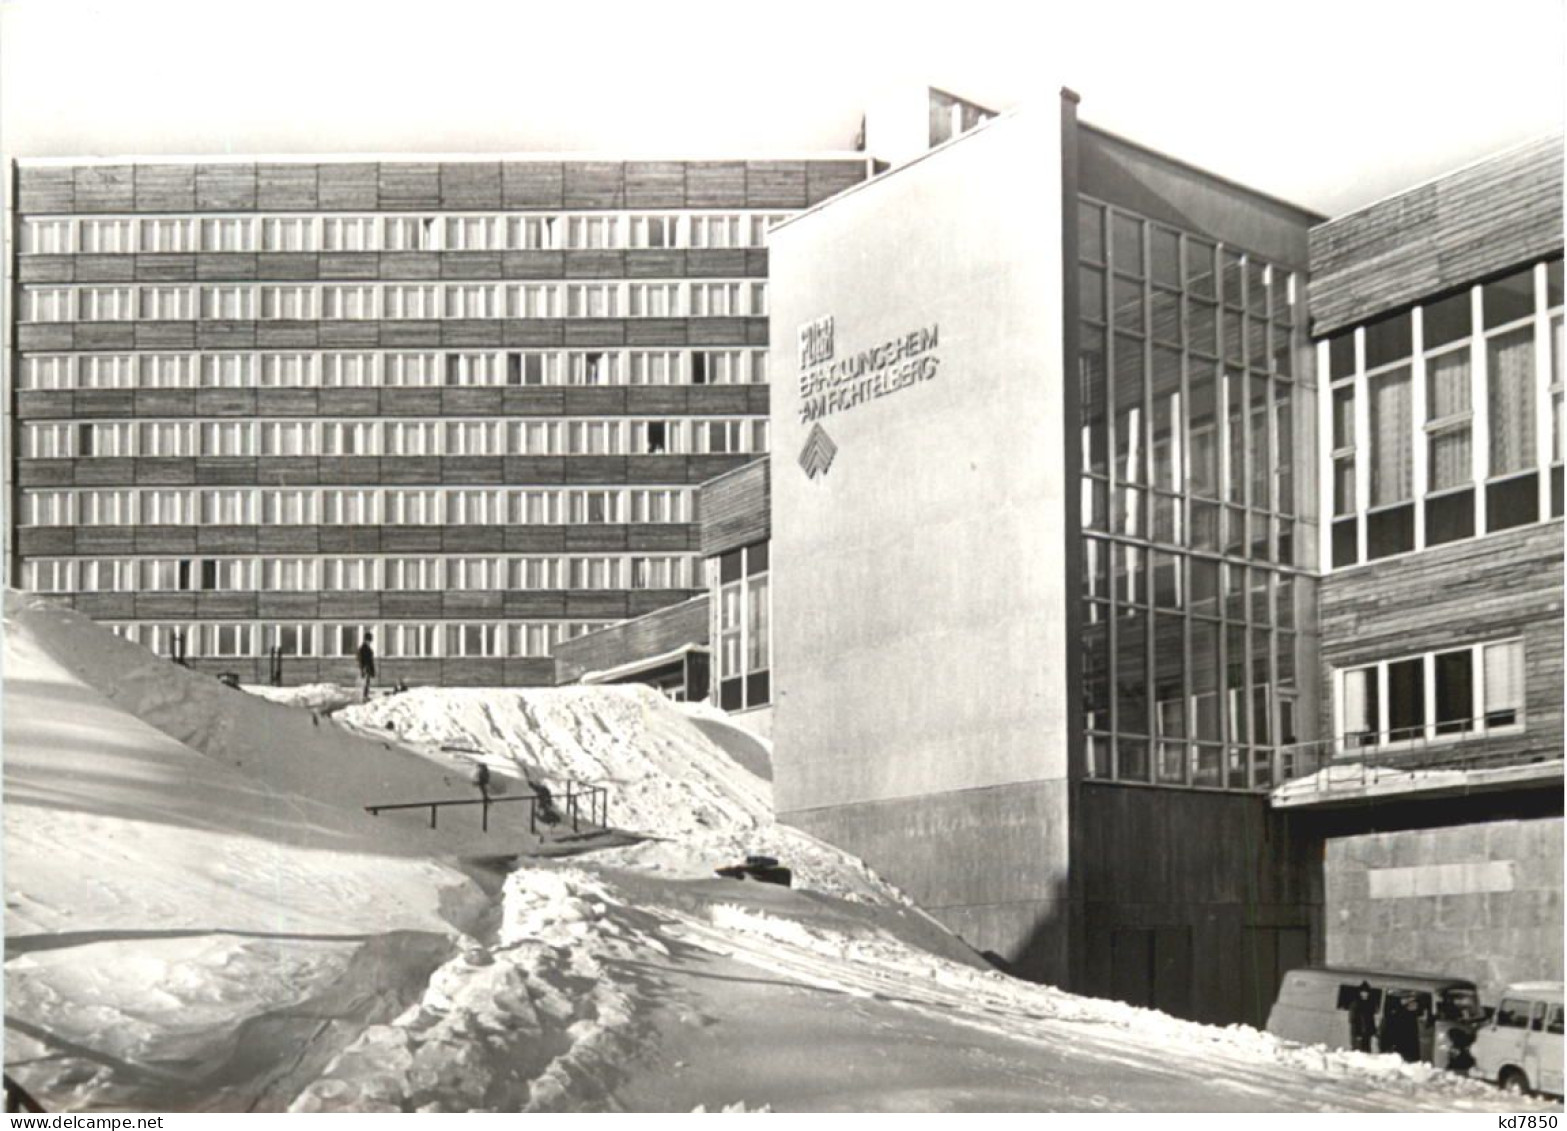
1079;197;1311;791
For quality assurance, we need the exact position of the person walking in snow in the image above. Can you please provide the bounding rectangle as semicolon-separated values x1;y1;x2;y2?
356;632;377;703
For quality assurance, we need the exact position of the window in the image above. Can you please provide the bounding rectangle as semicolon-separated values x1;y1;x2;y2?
322;286;377;320
202;354;253;387
568;351;619;386
507;352;558;386
566;216;618;249
200;218;255;252
262;559;315;591
202;286;255;320
1326;261;1560;565
629;283;680;317
629;215;676;248
506;215;557;250
81;219;137;253
260;353;313;387
386;353;441;387
1337;639;1525;748
321;421;379;456
445;284;498;320
200;421;255;457
566;284;618;318
22;219;74;254
384;217;435;251
80;287;137;321
628;351;680;385
139;218;195;253
689;215;742;249
384;285;439;320
200;490;254;524
139;286;195;320
506;284;560;319
323;353;376;387
261;218;312;252
22;355;73;390
140;421;196;457
323;217;377;251
259;285;316;320
714;543;771;710
444;216;496;251
385;489;441;524
690;282;740;317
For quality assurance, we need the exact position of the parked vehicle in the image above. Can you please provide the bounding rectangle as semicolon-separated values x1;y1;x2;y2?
1266;967;1485;1065
1470;982;1564;1097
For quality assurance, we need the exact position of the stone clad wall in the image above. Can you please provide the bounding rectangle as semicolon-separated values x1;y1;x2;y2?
1324;818;1563;1001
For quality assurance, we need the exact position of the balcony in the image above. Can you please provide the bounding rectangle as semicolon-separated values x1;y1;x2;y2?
1270;719;1561;808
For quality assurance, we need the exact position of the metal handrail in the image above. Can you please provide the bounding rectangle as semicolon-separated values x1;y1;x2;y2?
1274;717;1548;792
366;783;608;835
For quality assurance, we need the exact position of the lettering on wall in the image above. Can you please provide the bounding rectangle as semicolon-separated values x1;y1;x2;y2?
796;321;941;425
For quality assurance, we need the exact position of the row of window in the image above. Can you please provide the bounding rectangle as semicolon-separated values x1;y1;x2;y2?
1337;640;1525;748
711;542;771;712
112;619;613;660
1083;537;1301;629
24;417;768;459
1324;260;1563;567
21;280;768;323
21;486;695;527
22;212;792;255
20;348;768;390
25;554;700;594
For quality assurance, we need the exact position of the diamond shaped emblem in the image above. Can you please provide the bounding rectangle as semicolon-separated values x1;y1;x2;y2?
798;422;838;480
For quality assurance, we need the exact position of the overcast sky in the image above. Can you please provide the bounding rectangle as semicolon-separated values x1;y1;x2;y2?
1;0;1562;216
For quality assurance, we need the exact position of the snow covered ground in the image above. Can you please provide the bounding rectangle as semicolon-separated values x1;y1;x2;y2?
3;593;1555;1112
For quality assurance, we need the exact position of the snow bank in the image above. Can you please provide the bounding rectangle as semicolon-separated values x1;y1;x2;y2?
243;682;360;714
345;685;905;904
293;866;660;1113
2;593;489;1109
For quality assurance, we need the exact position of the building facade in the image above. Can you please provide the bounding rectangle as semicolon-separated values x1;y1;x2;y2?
8;155;868;684
1277;135;1564;1002
764;90;1561;1025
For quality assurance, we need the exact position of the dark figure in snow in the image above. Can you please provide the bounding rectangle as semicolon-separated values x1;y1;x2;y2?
356;632;376;702
1349;981;1379;1053
1380;991;1424;1062
1446;1024;1476;1075
473;761;492;804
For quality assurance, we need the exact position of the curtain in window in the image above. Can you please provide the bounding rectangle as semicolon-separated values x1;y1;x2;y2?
1369;367;1413;505
1488;328;1537;476
1427;351;1473;490
1343;668;1376;740
1484;641;1525;719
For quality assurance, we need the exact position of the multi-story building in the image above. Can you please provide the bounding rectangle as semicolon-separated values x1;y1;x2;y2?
7;155;869;685
759;90;1561;1026
1275;134;1563;997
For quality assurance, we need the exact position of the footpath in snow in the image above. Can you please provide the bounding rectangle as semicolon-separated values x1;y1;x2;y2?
4;593;1556;1112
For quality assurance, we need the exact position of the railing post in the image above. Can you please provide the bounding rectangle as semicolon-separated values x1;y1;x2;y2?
429;804;437;830
569;787;578;832
482;796;489;833
529;796;537;835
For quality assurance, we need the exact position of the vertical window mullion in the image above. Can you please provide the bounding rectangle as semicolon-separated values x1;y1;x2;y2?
1535;261;1553;516
1411;304;1428;550
1471;285;1490;531
1353;327;1370;562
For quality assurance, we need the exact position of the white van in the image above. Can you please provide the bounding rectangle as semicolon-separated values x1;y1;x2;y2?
1471;982;1564;1097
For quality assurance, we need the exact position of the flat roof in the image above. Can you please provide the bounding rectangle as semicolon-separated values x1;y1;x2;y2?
14;152;870;167
1271;759;1563;810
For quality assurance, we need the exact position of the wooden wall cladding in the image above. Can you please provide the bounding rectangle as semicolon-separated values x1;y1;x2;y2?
18;256;74;283
699;457;769;557
378;162;441;210
18;167;74;212
745;161;808;208
1310;135;1564;335
133;165;196;212
257;163;319;210
317;163;377;210
686;162;747;208
439;163;502;209
806;160;870;205
73;165;134;212
1317;523;1564;757
195;164;258;211
563;162;625;209
625;162;686;208
503;162;564;209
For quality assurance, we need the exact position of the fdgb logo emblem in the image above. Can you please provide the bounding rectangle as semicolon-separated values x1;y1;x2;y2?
798;315;834;369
